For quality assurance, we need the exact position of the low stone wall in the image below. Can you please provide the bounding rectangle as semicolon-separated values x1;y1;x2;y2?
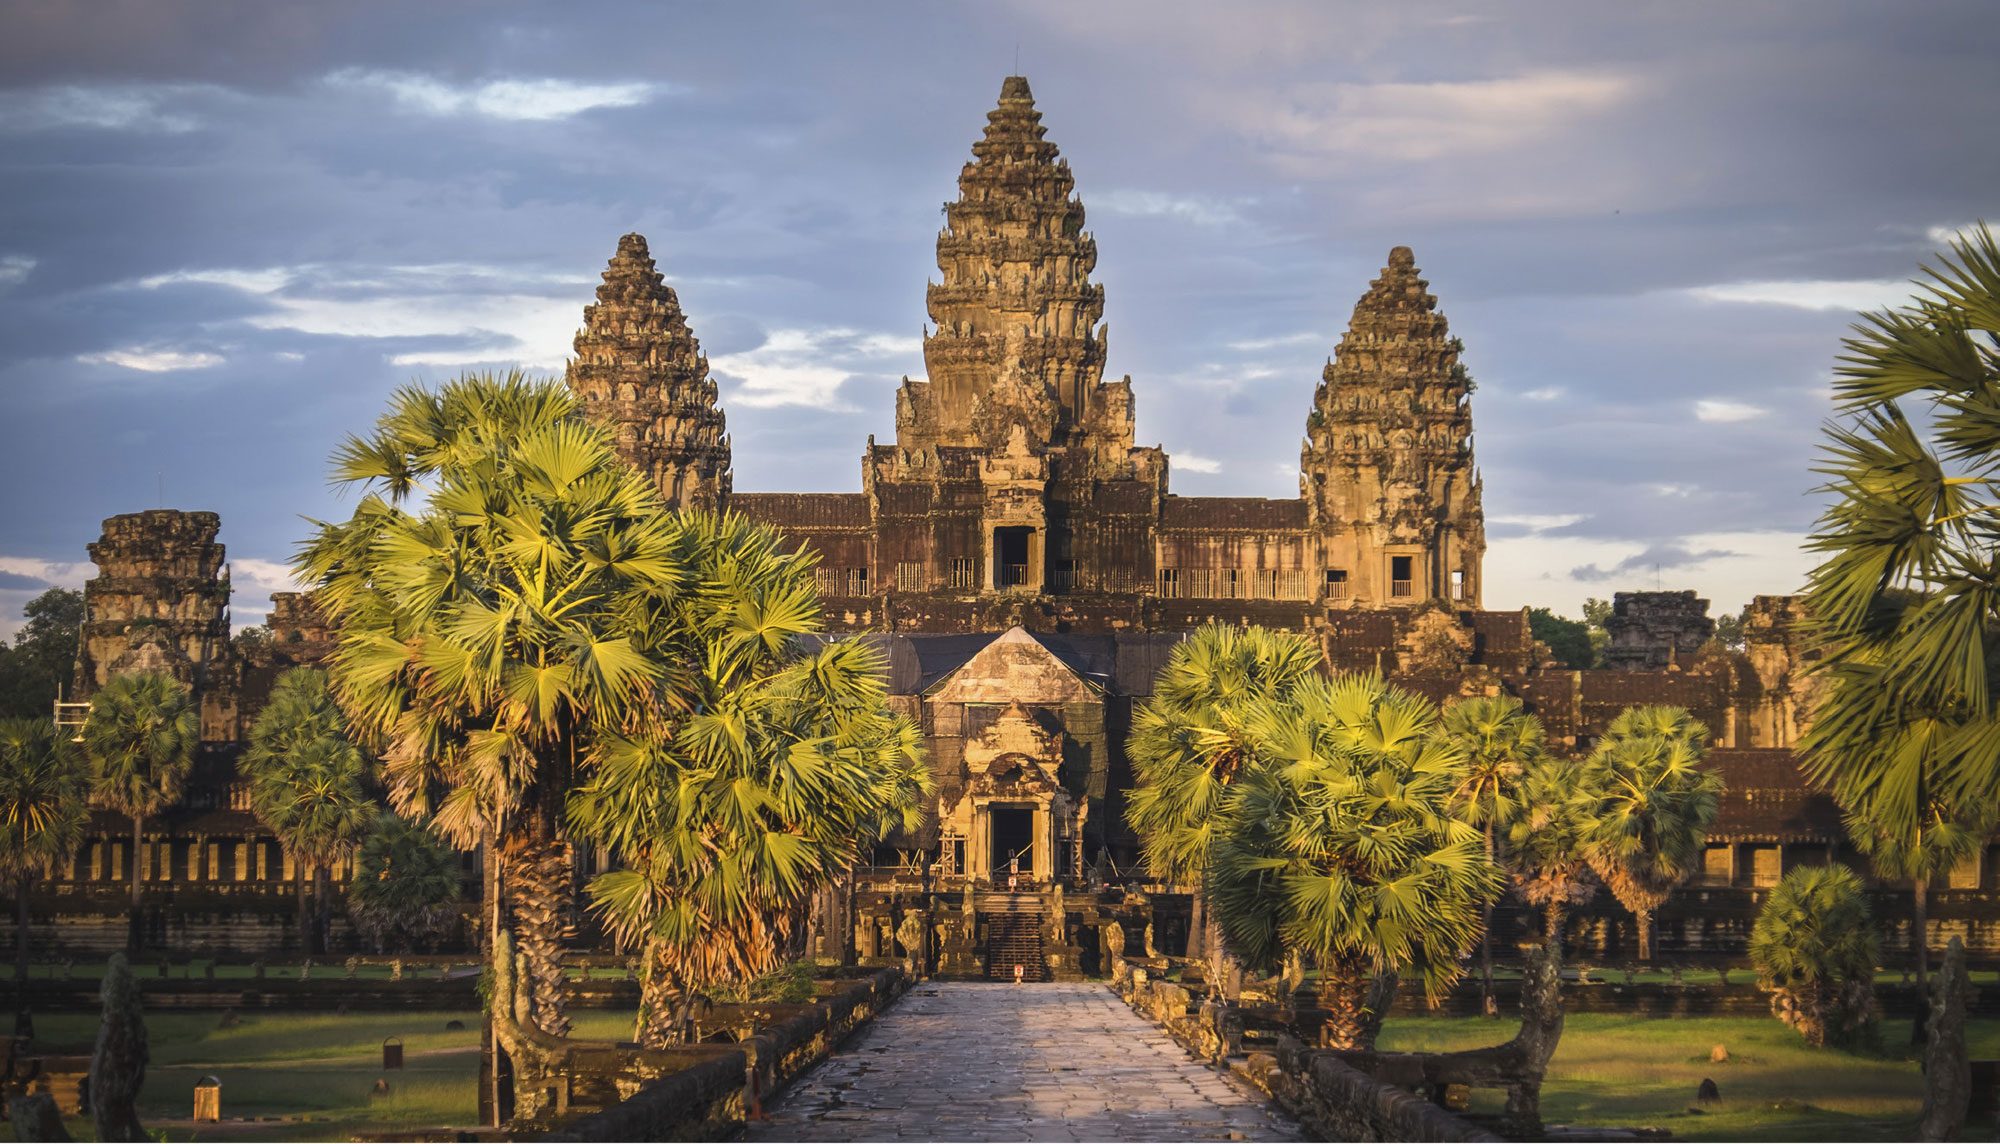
543;966;909;1142
1263;1040;1502;1143
1111;960;1499;1143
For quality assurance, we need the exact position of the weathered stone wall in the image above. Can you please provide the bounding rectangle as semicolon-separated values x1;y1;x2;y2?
73;509;242;740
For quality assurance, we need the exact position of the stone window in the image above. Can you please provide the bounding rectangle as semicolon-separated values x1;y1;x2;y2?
1279;570;1308;600
1253;569;1277;599
895;562;924;592
1391;555;1414;597
1451;569;1466;600
1949;852;1981;890
1324;569;1348;598
1701;844;1731;886
813;567;843;595
1184;569;1214;598
950;557;977;590
1050;560;1077;592
1157;568;1181;598
848;567;869;595
1219;569;1243;599
1749;846;1781;887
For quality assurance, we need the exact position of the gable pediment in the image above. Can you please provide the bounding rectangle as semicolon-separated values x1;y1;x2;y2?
927;626;1100;705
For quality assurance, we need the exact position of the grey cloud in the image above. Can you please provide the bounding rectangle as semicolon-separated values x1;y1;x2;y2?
1570;544;1741;584
0;571;50;591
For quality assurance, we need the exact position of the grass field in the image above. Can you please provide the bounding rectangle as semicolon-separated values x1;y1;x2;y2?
1378;1012;2000;1142
18;1008;640;1142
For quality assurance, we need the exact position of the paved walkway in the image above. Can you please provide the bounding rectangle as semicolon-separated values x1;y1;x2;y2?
748;982;1300;1142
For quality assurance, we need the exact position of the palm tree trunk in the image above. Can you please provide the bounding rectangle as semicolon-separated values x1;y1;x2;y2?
1187;881;1206;961
295;862;310;954
1480;819;1495;1014
1544;901;1565;955
1911;875;1930;1046
128;813;143;956
499;819;571;1038
1636;906;1652;962
636;942;692;1048
1320;954;1373;1049
16;874;32;986
314;863;332;955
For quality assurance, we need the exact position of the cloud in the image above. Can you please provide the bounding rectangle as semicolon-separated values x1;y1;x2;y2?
1519;387;1564;401
0;84;204;133
1687;279;1916;313
0;256;34;286
1694;399;1767;423
78;347;224;372
1095;191;1245;227
1226;332;1317;352
1489;512;1588;536
712;328;922;411
0;571;49;591
325;70;668;121
1928;222;1991;247
133;261;590;370
1232;69;1635;164
0;557;89;589
1485;531;1814;620
1570;542;1739;584
138;267;294;294
1174;453;1222;474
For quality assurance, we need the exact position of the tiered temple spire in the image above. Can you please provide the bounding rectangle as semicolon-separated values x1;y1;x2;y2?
899;76;1126;460
565;233;731;512
1301;246;1484;605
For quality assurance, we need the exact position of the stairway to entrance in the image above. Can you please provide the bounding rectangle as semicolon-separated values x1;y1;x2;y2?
978;892;1048;982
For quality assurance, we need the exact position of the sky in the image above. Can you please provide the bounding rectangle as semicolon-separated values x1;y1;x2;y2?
1;0;1995;638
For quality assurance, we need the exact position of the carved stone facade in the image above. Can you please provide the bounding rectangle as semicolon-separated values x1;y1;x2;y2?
566;233;731;514
1301;246;1483;607
74;510;241;742
579;78;1474;625
1603;590;1717;670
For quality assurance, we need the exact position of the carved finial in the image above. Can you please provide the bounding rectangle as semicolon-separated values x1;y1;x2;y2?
1000;75;1033;102
1388;245;1415;269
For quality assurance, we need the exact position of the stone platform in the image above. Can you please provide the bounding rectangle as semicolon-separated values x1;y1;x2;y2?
748;981;1299;1142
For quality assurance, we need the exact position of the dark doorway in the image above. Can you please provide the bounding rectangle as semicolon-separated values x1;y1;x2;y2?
991;807;1034;878
995;527;1033;587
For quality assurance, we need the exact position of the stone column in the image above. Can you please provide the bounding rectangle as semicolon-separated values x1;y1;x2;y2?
1033;801;1054;882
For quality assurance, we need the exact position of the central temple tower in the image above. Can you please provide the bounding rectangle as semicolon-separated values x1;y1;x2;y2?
894;76;1140;469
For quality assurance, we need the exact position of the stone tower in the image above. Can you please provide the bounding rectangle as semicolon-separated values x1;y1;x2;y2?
1300;247;1484;607
73;509;241;740
896;76;1137;469
566;233;731;512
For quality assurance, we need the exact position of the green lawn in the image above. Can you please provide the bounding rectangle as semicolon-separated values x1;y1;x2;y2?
16;1009;640;1141
1378;1012;2000;1142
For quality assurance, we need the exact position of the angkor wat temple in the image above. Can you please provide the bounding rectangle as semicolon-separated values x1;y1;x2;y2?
39;78;2000;971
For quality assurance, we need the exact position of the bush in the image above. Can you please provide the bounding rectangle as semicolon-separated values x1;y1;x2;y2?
1749;864;1879;1048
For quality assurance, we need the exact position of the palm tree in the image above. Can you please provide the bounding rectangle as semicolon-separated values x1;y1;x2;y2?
0;718;89;983
1205;673;1503;1049
1504;754;1605;953
1749;864;1880;1048
82;671;199;955
1583;705;1722;961
568;512;930;1046
348;813;465;953
1125;624;1321;967
299;371;689;1037
243;667;373;953
1440;694;1545;1011
1800;223;2000;1028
